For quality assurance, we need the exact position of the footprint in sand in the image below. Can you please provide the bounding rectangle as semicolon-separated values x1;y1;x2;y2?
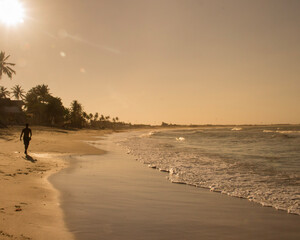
15;205;22;212
4;173;16;177
0;230;14;238
20;234;32;240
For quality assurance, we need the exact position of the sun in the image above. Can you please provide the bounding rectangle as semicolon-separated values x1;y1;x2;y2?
0;0;25;26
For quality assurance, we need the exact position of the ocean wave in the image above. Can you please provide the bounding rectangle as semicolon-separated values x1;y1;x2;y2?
190;130;203;134
277;130;300;137
231;127;242;131
176;137;185;141
116;132;300;216
139;131;156;138
263;130;274;133
263;129;300;137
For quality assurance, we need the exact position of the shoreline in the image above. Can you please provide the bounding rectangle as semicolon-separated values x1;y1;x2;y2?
51;132;300;240
2;127;300;239
0;126;111;240
122;128;300;216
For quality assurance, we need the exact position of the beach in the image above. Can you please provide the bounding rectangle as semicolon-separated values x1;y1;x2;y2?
0;126;109;240
52;131;300;240
1;127;300;240
2;1;300;239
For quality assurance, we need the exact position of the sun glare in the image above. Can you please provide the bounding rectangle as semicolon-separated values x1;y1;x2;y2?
0;0;25;26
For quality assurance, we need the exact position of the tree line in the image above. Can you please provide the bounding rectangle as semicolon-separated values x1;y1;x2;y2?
0;83;123;128
0;51;125;129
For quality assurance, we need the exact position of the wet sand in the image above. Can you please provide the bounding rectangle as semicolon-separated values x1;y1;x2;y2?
51;133;300;240
0;126;110;240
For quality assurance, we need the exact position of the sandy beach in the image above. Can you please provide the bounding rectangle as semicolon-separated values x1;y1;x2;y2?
1;127;300;240
2;1;300;239
0;126;109;240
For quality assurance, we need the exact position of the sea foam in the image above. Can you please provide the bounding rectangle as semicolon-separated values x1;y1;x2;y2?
116;127;300;215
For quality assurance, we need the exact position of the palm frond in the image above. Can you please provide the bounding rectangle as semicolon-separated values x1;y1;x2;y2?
0;51;16;80
3;55;10;61
5;63;15;66
7;66;16;74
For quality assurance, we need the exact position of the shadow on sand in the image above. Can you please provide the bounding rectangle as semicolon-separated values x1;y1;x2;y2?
25;154;37;163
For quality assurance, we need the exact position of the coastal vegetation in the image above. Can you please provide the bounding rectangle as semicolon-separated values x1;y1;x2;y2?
1;51;177;129
0;51;16;80
0;83;131;129
0;51;134;129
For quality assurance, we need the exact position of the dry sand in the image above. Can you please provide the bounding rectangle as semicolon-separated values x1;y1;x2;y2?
0;126;110;240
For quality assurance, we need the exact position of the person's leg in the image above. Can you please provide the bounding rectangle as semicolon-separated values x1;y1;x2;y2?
24;140;29;155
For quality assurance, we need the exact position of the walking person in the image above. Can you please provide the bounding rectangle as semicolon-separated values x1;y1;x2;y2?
20;123;32;155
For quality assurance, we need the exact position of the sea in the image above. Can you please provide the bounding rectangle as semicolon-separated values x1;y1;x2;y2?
116;125;300;215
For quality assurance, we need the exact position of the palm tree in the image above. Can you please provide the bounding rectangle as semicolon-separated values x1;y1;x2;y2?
70;100;84;128
11;85;26;100
46;96;66;125
82;111;88;121
0;51;16;80
35;84;50;103
94;112;99;121
82;112;90;127
0;86;10;98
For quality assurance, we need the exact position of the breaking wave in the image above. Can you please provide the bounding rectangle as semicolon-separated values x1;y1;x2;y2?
116;126;300;215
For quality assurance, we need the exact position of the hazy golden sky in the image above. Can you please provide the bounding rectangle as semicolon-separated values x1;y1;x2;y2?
1;0;300;124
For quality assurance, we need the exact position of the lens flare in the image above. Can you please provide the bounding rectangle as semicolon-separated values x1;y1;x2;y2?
0;0;25;26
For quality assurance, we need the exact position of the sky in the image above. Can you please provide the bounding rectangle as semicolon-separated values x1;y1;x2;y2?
1;0;300;125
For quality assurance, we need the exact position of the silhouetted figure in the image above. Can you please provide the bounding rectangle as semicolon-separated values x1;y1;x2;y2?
20;123;32;155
